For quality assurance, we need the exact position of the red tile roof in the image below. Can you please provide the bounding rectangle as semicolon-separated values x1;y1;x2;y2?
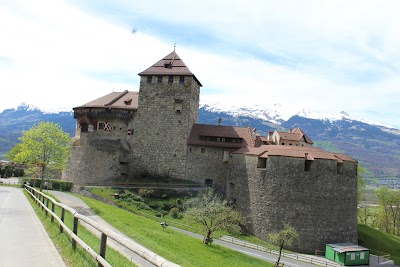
278;127;313;144
233;145;356;162
139;51;202;86
187;124;252;148
74;90;138;110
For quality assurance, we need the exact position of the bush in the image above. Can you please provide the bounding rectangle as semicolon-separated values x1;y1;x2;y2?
169;207;181;219
22;178;73;192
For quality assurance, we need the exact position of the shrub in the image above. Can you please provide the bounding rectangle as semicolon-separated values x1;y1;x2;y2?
22;178;73;192
169;207;180;218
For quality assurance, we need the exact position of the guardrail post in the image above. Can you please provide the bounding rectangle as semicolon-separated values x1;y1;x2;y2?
60;208;65;233
99;233;107;267
72;217;78;250
51;202;55;223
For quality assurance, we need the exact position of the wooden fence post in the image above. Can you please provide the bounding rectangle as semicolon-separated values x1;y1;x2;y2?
51;202;55;223
60;208;65;233
72;217;78;250
99;233;107;267
45;198;49;216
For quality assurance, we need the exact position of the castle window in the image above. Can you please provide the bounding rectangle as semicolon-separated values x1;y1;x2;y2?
282;142;285;145
80;123;88;133
168;75;173;85
229;183;235;190
337;162;343;174
305;160;312;172
98;122;105;130
201;148;206;154
179;76;184;84
146;76;152;84
157;76;162;84
257;158;267;168
223;150;230;162
205;179;213;187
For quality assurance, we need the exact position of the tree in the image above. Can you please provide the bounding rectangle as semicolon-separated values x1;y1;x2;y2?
7;121;70;191
185;189;245;245
357;164;367;203
376;186;400;235
268;223;299;266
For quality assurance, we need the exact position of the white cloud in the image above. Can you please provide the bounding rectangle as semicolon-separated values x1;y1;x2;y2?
0;0;400;128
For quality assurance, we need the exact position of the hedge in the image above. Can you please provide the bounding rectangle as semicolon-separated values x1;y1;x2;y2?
22;178;73;192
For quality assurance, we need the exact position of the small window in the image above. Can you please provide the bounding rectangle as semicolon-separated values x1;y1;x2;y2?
205;179;213;187
157;76;162;84
257;158;267;168
97;122;105;130
282;142;285;145
305;160;312;172
289;143;292;146
175;103;182;113
146;76;152;84
217;137;221;142
80;123;88;132
337;162;343;174
223;150;230;162
179;76;184;84
229;183;235;190
168;76;173;85
201;148;205;154
350;253;355;261
360;252;364;260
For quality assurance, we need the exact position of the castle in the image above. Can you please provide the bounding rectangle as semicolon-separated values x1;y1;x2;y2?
63;50;358;253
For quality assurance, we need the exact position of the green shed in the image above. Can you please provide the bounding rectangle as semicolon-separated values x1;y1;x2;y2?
326;243;369;266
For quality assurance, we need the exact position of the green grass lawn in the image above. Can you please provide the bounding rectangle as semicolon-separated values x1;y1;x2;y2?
358;224;400;264
89;187;280;250
74;194;274;267
24;190;136;267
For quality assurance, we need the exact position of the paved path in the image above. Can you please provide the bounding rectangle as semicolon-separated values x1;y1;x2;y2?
0;187;65;267
50;190;156;267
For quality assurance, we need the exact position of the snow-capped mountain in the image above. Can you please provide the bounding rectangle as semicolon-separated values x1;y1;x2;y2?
200;101;399;135
1;102;400;182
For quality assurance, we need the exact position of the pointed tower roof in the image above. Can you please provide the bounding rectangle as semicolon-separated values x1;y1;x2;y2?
139;51;202;86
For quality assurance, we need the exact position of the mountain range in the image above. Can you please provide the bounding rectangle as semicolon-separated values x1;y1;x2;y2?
1;103;399;182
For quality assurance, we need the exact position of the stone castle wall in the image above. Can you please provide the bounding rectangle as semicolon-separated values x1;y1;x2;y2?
130;75;200;179
228;154;358;253
185;145;230;194
62;138;127;185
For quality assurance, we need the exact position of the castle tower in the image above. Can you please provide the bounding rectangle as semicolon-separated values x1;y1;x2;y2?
131;51;202;179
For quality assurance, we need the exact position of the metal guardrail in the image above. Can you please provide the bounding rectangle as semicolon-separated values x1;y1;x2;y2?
24;185;181;267
219;236;342;267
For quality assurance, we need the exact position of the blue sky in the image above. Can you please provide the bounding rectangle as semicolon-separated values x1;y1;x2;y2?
1;0;400;128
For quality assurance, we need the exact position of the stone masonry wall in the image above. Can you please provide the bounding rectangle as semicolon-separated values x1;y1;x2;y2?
185;145;230;194
130;75;200;180
228;154;358;254
62;138;127;185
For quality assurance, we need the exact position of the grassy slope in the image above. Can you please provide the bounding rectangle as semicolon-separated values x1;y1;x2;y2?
89;187;279;249
76;194;274;267
358;224;400;264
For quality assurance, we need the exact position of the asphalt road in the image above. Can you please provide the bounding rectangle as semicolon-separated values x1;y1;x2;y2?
0;187;65;267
